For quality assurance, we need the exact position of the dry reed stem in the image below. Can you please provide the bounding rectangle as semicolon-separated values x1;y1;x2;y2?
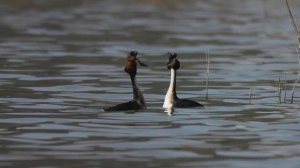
285;0;300;103
285;0;300;37
284;73;287;103
291;47;300;103
249;88;252;104
278;77;282;103
205;49;210;101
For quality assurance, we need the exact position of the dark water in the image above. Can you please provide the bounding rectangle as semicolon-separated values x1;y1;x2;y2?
1;0;300;167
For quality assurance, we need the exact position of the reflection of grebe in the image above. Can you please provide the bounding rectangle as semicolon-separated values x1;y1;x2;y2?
163;53;203;109
104;51;147;111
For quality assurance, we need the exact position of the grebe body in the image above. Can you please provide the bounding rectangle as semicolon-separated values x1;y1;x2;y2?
104;51;147;111
163;53;203;109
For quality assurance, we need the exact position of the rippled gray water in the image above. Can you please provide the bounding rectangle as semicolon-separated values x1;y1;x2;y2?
1;0;300;168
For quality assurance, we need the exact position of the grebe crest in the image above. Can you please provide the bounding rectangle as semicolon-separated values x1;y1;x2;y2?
104;51;147;112
163;52;203;109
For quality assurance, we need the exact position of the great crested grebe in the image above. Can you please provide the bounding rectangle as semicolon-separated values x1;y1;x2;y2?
104;51;147;111
163;53;203;109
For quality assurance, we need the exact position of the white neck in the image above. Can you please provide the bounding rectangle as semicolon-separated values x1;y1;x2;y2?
163;68;177;108
131;75;146;108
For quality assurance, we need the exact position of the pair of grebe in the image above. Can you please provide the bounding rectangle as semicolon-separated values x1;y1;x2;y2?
104;51;203;112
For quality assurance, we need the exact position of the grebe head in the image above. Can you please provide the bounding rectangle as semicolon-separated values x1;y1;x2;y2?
167;52;180;70
124;51;147;76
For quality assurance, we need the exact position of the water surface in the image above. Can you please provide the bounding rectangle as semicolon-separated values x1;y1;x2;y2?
1;0;300;168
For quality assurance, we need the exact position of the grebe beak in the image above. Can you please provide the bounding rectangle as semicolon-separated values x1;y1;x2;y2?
129;51;147;67
136;58;148;67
